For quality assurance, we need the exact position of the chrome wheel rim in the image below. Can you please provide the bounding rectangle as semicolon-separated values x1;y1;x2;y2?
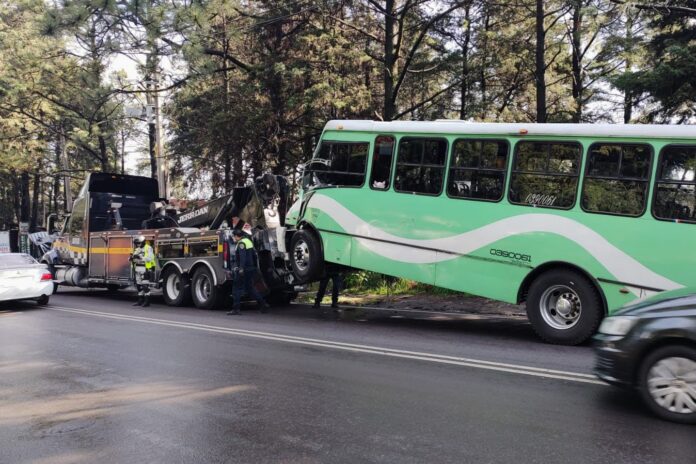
194;274;211;302
166;272;181;300
293;240;310;272
647;357;696;415
539;285;582;330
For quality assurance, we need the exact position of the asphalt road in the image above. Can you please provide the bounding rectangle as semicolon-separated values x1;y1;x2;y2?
1;290;694;464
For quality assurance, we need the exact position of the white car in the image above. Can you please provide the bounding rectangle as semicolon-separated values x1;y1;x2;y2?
0;253;54;305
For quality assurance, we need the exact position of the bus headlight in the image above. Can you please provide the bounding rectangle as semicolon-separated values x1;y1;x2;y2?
598;316;638;336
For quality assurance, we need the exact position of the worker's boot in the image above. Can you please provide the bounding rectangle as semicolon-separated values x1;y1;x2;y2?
312;299;321;309
132;295;144;306
226;308;241;315
141;294;151;308
331;299;339;309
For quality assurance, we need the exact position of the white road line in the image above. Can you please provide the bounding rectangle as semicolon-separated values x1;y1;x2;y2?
48;305;605;386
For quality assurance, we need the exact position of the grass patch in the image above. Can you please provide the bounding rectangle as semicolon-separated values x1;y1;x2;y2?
297;271;468;304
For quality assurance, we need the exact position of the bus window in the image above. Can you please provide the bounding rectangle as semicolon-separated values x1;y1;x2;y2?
508;141;581;209
582;143;652;216
653;145;696;223
394;137;447;195
307;141;369;188
370;135;395;190
447;139;508;201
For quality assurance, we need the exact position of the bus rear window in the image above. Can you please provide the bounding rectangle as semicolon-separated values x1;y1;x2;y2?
653;145;696;223
305;141;368;188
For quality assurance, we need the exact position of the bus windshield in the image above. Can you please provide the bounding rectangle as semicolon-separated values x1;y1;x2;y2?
303;141;368;189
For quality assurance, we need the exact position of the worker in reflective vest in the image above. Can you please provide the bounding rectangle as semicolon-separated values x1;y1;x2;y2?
130;235;156;307
227;229;269;315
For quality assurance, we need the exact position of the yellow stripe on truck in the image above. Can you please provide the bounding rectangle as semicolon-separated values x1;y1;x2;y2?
90;247;133;255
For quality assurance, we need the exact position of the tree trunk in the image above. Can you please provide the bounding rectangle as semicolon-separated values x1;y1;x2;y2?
98;135;108;171
480;11;490;119
20;171;30;223
623;14;634;124
53;137;61;213
571;1;583;123
30;170;41;231
12;173;21;224
383;0;397;121
535;0;547;123
460;5;472;120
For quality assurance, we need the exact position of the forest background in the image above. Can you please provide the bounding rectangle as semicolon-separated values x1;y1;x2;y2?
1;0;695;231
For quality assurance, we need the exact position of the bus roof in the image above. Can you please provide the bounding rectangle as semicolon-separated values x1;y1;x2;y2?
324;120;696;139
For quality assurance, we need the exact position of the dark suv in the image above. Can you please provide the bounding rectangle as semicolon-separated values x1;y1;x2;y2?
594;289;696;424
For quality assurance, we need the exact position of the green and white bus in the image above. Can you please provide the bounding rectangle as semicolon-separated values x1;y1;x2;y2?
285;120;696;345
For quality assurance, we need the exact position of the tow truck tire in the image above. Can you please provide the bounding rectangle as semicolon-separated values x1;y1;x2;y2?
526;269;603;345
290;229;324;283
162;267;191;307
191;266;219;310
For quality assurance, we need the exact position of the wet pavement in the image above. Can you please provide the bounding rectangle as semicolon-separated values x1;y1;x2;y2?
1;290;695;463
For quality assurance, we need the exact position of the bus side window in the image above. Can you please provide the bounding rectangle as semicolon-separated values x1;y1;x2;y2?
370;135;395;190
653;145;696;223
394;137;448;196
447;139;509;201
581;143;652;217
508;141;581;209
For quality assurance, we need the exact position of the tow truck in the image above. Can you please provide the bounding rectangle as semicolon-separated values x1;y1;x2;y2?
42;172;296;308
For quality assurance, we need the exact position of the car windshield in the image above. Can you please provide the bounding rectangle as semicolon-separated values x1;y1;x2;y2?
0;253;38;269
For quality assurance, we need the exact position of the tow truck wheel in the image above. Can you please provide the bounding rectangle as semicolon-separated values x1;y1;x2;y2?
290;229;324;283
191;266;219;310
163;267;191;307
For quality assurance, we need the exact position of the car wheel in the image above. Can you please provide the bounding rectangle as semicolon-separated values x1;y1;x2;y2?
289;229;324;283
526;269;603;345
639;345;696;424
191;266;219;310
36;295;49;305
162;267;191;307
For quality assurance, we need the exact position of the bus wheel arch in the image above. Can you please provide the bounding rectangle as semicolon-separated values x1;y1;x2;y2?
289;224;325;283
520;262;607;345
161;263;191;307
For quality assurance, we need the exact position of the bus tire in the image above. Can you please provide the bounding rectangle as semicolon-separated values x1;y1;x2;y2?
162;267;191;307
191;266;219;310
289;229;324;283
526;269;603;345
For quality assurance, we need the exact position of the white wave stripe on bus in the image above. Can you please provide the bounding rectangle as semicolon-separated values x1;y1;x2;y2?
308;194;683;294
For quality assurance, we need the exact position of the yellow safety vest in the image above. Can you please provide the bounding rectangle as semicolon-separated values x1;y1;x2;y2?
239;237;254;249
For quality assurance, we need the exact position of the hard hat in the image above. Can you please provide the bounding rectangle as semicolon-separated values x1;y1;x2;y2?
134;235;146;245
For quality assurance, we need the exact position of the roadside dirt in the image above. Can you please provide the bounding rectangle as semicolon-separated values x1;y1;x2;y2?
302;292;527;318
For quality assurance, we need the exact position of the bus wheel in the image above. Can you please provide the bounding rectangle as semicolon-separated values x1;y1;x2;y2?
191;266;219;309
290;229;324;283
526;269;603;345
162;267;191;307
